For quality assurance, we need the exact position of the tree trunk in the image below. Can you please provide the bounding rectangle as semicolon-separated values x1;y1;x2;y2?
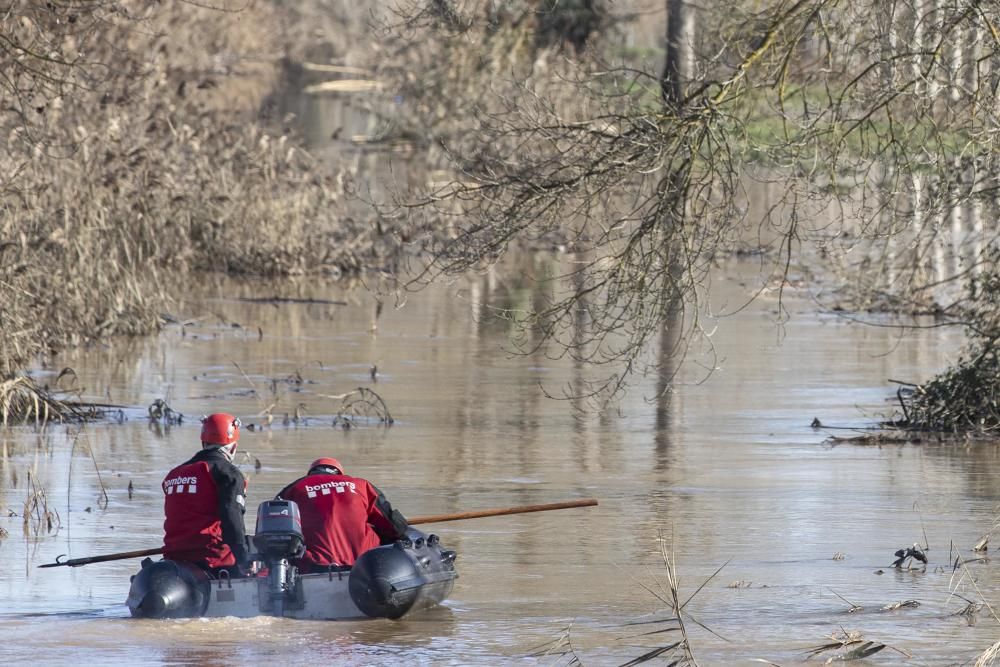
911;0;925;98
657;0;695;413
928;0;944;102
880;2;898;89
662;0;694;108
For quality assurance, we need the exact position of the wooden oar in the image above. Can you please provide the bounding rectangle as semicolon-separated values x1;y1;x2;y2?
37;498;599;568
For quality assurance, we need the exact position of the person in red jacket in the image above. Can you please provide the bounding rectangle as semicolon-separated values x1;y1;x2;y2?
161;412;250;575
275;457;409;572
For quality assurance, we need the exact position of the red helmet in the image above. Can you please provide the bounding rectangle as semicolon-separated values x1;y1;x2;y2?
201;413;240;446
308;457;343;475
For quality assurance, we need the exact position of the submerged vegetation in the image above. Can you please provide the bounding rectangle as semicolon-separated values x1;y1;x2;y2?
899;348;1000;435
885;251;1000;435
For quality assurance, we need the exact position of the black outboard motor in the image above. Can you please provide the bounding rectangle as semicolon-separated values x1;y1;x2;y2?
126;558;210;618
349;530;458;619
253;499;305;560
253;499;306;616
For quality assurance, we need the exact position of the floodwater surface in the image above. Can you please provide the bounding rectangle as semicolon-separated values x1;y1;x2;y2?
1;258;994;666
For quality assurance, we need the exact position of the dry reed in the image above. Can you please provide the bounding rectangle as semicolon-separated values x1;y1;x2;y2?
22;470;59;537
0;2;410;382
611;534;727;666
0;376;109;426
977;640;1000;667
953;546;1000;661
526;622;583;665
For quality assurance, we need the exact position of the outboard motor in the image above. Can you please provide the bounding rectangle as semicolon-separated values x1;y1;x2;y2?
126;558;210;618
253;499;306;616
349;530;458;619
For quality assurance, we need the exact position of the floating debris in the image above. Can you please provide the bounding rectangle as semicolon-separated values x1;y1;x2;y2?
881;600;919;611
889;259;1000;435
334;387;393;426
825;432;920;446
147;398;183;425
805;630;910;661
0;375;118;426
892;544;927;569
831;590;862;613
525;623;583;665
954;554;989;570
952;594;983;626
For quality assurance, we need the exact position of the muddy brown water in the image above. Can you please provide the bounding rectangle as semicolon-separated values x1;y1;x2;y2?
0;257;996;666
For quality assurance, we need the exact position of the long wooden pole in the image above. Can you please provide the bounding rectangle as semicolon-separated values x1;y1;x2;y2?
409;498;598;525
38;547;164;568
38;498;599;568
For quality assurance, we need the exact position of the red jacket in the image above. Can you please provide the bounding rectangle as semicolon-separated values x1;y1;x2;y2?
276;472;408;569
162;448;249;569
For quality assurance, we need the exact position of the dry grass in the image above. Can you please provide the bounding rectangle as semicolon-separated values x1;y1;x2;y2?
0;2;414;380
23;469;60;537
804;629;912;662
531;532;715;665
526;623;584;665
0;377;59;427
0;376;109;426
952;546;1000;661
977;640;1000;667
372;0;622;162
610;534;732;666
0;1;635;385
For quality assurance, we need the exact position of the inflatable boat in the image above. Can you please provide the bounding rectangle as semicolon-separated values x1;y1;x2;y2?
125;500;458;620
